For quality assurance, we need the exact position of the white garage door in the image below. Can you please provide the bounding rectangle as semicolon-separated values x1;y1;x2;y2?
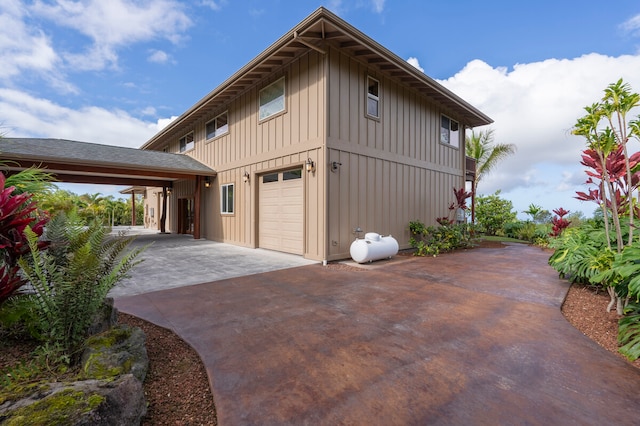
259;168;304;255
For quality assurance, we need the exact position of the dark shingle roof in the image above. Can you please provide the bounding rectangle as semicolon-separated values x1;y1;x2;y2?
1;138;215;176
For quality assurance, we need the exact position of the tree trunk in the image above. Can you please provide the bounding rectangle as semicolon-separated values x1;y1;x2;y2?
606;286;617;312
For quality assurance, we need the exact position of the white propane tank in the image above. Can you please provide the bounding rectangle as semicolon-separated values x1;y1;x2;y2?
350;232;399;263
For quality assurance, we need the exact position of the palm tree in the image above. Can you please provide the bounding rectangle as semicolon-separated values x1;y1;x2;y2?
465;129;517;222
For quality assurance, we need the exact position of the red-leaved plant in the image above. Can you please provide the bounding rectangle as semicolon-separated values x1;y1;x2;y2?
550;207;570;237
0;172;49;304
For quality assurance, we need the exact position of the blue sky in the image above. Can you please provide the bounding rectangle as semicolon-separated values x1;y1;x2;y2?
2;0;640;219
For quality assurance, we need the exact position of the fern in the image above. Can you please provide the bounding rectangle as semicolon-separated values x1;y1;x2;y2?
17;212;145;358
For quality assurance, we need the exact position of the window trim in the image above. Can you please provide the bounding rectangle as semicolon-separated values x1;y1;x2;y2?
440;114;460;149
220;183;235;215
206;110;229;141
259;76;286;122
366;75;380;120
179;131;195;153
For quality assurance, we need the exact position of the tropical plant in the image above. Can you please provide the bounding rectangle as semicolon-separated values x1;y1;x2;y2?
465;128;517;221
570;79;640;317
618;302;640;361
17;211;145;358
550;207;571;237
0;173;49;304
409;220;474;256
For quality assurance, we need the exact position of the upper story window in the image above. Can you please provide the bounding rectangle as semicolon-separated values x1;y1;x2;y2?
206;111;229;140
179;132;194;153
221;183;234;214
440;115;459;148
366;76;380;119
259;77;285;121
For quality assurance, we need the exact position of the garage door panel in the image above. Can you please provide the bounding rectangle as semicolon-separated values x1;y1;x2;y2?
259;169;303;255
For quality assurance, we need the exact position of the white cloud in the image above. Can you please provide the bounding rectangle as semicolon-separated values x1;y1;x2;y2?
0;88;159;148
407;57;424;73
371;0;385;13
30;0;192;71
148;49;171;64
621;14;640;37
438;53;640;216
157;116;178;131
201;0;224;11
0;1;60;80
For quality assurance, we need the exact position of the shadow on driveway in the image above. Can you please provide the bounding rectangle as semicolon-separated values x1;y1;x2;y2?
115;243;640;425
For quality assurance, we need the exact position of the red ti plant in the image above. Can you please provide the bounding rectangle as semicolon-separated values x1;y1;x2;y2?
0;173;49;304
550;207;571;237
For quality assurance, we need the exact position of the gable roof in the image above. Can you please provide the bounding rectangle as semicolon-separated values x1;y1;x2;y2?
1;138;215;187
142;7;492;150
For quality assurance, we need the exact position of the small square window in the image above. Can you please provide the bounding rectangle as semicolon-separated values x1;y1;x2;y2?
179;132;194;152
206;111;229;140
259;77;285;121
366;76;380;119
440;115;459;147
221;183;234;214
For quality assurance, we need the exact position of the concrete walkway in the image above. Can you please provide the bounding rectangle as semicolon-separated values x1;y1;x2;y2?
114;243;640;425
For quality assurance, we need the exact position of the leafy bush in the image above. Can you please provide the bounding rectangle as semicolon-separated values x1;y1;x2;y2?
17;212;145;358
409;220;475;256
548;222;611;285
475;191;516;235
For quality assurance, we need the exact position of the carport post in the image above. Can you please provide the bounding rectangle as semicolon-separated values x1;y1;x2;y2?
160;186;168;233
130;192;136;226
194;175;202;239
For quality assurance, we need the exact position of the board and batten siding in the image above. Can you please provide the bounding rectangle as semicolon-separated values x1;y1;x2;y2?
179;50;327;260
325;48;467;260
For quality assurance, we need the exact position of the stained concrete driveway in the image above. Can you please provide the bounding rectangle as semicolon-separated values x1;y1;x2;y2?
114;243;640;425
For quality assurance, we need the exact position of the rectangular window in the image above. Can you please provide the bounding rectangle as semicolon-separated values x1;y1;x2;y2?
221;183;234;214
366;76;380;118
262;173;279;183
206;111;229;140
440;115;459;147
283;169;302;180
259;77;285;121
179;132;194;152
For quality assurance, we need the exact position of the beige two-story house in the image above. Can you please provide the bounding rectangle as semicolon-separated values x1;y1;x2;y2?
140;7;492;262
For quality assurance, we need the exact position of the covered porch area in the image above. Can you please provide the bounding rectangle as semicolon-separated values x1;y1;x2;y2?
0;138;216;239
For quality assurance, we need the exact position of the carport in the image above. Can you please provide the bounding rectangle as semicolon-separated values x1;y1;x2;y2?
0;138;216;239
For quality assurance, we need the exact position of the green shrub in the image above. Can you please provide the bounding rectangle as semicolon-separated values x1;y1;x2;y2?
475;191;517;236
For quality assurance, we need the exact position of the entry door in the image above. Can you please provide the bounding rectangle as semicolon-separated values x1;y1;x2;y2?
258;169;303;255
177;198;194;235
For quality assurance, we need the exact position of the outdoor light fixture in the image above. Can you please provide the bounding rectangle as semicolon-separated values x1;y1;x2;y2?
243;171;250;182
166;187;172;196
305;158;315;173
204;177;211;188
331;161;342;172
